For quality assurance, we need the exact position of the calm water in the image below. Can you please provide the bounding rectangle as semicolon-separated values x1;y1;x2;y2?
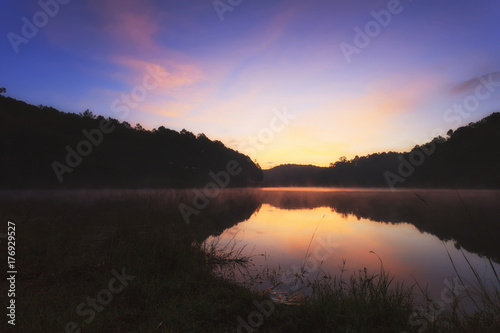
204;188;500;305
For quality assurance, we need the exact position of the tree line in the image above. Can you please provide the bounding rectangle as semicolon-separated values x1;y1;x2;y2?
264;112;500;189
0;95;262;188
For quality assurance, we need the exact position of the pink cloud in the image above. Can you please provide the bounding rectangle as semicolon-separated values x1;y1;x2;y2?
87;0;160;52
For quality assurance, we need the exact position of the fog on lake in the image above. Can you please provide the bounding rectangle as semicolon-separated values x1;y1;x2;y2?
202;188;500;305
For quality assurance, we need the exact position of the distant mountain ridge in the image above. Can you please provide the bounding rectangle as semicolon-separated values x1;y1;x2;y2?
2;94;499;189
264;112;500;188
0;96;262;188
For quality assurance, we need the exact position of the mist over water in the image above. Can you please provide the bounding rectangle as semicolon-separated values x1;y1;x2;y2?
2;187;498;308
203;188;500;304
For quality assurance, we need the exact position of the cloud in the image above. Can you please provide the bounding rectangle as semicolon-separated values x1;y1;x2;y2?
86;0;160;52
449;71;500;94
112;57;203;89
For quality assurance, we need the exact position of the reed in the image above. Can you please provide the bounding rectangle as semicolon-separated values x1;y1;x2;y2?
1;189;499;332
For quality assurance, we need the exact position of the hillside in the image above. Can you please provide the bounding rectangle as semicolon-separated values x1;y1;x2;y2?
0;96;262;188
264;112;500;188
263;164;325;186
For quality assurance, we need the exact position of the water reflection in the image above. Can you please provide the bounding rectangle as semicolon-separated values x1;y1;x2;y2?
204;188;500;303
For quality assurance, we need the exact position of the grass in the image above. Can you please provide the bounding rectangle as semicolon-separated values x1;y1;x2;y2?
0;189;499;332
286;263;415;332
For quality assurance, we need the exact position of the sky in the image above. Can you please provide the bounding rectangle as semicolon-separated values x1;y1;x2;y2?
2;0;500;168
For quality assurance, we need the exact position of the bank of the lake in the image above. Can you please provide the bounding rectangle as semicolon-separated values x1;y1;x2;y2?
0;189;498;333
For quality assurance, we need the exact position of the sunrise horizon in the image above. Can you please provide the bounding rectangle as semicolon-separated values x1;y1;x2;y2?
4;90;499;170
3;0;500;169
2;1;500;331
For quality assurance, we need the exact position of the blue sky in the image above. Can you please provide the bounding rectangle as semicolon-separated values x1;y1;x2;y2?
2;0;500;167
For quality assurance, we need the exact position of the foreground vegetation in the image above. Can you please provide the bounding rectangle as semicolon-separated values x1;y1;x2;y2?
0;190;499;332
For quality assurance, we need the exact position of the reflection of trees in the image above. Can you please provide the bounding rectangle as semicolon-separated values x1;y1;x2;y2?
169;189;500;264
189;189;262;242
257;190;500;263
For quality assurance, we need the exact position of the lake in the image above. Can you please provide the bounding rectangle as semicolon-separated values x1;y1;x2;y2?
203;188;500;307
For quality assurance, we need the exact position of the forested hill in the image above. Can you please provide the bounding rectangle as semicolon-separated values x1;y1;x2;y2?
264;112;500;189
0;96;262;188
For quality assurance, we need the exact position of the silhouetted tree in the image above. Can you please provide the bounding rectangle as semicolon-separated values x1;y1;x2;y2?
0;96;263;188
197;133;210;141
264;114;500;188
79;109;96;119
